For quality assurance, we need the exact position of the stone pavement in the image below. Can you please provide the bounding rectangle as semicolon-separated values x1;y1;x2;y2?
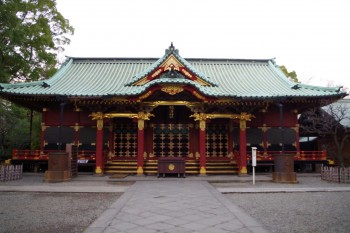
84;180;269;233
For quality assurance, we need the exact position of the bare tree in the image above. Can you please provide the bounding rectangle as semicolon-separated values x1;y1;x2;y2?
300;100;350;166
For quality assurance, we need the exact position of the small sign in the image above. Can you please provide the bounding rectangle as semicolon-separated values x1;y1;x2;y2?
78;159;89;164
252;147;257;167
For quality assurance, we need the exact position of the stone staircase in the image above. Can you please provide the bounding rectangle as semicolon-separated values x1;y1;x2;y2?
104;159;238;175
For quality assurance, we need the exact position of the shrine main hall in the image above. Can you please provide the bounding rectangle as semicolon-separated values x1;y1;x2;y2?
0;44;346;175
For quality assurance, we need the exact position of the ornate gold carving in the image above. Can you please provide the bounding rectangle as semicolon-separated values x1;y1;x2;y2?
137;112;154;120
191;112;255;121
190;113;208;121
90;112;104;120
145;101;190;106
138;91;152;100
192;91;206;100
143;152;147;159
151;68;163;78
161;55;182;71
168;164;175;171
161;86;184;95
227;152;233;159
188;153;194;158
181;68;192;78
195;152;200;160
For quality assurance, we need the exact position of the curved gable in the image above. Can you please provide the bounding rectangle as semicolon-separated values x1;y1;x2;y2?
128;43;217;87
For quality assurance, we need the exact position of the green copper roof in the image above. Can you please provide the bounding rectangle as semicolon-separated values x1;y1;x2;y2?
0;45;346;100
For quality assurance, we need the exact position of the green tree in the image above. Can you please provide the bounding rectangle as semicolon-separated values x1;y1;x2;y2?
0;101;41;159
0;0;74;83
280;65;299;83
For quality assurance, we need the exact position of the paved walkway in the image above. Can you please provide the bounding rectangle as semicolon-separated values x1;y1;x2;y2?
84;181;269;233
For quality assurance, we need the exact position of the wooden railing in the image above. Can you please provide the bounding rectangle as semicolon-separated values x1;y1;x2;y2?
246;150;327;161
12;149;97;161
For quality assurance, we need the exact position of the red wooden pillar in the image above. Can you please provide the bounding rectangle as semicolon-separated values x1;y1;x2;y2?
199;118;206;175
40;108;48;152
262;124;268;156
73;123;80;147
95;113;104;175
40;123;46;152
137;117;145;175
295;124;300;156
239;119;247;175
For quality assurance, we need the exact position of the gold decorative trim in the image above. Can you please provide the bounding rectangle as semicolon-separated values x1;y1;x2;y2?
133;77;149;86
138;91;152;100
240;166;247;174
151;68;163;78
192;91;206;100
195;152;200;160
137;166;144;175
161;86;184;95
200;166;206;175
181;68;193;78
95;166;103;174
138;119;145;130
97;119;103;130
199;120;206;131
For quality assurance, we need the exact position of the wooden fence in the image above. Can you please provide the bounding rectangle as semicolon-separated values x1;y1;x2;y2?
0;164;23;182
321;165;350;183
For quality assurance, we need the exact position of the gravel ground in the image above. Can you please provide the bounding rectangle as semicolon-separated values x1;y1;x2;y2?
226;192;350;233
216;176;350;233
0;192;120;233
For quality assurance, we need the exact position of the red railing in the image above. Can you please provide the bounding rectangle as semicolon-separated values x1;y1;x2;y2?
12;149;327;163
246;150;327;161
12;149;97;161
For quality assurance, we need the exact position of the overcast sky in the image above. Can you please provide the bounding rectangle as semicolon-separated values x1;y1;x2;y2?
56;0;350;91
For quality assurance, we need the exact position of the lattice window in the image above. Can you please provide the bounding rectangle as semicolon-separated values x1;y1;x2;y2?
206;124;228;157
153;124;189;158
114;123;137;158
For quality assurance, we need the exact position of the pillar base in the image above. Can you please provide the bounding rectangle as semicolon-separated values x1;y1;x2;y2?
137;166;144;175
238;166;248;176
199;166;206;175
95;166;103;176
